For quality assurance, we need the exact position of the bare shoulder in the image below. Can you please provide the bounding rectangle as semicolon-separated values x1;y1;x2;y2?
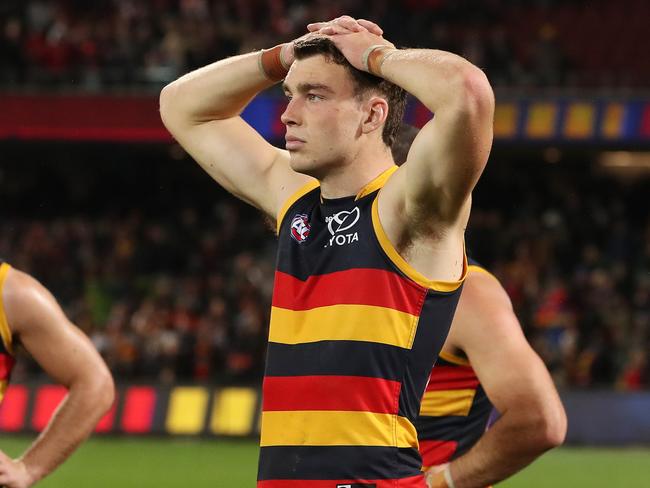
448;267;520;349
461;267;513;313
3;267;61;335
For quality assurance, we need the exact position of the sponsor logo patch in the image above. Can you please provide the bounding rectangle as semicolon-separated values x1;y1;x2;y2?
326;207;360;235
324;207;360;248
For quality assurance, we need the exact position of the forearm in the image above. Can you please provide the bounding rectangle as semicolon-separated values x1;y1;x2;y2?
443;412;559;488
377;48;492;114
160;49;280;124
19;378;113;484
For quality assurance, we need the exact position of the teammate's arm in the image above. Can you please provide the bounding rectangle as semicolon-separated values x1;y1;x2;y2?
0;268;114;488
427;271;567;488
159;38;316;219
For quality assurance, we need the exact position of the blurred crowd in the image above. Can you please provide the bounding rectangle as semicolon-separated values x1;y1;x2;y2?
1;154;648;390
468;162;649;390
1;0;648;91
2;201;277;384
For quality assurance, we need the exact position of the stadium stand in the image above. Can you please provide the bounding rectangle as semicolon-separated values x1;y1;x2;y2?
1;0;649;91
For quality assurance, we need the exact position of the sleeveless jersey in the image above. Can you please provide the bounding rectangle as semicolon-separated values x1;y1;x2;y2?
258;167;468;488
415;263;495;469
0;262;16;402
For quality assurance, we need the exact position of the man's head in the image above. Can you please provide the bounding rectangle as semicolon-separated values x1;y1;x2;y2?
281;36;407;177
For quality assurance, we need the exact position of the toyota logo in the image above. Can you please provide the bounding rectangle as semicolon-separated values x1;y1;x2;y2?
327;207;360;235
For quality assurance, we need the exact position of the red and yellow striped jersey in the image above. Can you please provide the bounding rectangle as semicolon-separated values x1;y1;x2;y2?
258;167;467;487
0;262;16;402
415;264;496;469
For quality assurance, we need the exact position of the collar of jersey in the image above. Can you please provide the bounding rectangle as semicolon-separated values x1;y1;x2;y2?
355;165;399;200
319;165;399;205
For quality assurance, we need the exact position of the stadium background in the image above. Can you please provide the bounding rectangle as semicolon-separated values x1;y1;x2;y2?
0;0;649;486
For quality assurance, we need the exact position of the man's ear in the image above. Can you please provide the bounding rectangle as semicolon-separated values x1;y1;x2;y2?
361;96;389;135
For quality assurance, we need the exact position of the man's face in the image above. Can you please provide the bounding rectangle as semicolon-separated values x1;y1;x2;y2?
281;55;367;177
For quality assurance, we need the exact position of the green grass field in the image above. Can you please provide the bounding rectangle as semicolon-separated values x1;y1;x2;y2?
0;436;647;487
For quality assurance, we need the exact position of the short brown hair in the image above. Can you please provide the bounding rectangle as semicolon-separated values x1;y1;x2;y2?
293;37;407;148
391;124;420;166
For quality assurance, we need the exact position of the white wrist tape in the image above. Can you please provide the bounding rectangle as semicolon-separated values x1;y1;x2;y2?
361;44;390;73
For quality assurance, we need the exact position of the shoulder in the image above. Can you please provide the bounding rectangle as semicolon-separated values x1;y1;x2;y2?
276;179;320;234
3;267;41;305
447;266;518;349
3;267;59;335
460;265;513;314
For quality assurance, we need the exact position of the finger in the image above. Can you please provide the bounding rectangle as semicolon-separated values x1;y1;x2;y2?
317;26;337;36
307;22;328;32
318;25;356;36
336;16;366;32
357;19;383;35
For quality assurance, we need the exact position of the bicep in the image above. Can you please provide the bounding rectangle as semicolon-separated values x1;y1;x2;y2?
5;271;109;388
170;117;313;217
402;81;494;223
468;320;556;414
456;284;558;413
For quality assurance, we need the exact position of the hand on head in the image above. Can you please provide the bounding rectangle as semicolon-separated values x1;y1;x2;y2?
307;15;384;36
301;15;395;73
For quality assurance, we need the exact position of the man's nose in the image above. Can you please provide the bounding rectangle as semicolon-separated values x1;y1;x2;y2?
280;98;301;126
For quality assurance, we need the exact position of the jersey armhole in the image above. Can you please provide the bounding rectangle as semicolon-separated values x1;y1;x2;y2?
275;180;320;235
370;198;468;292
439;350;470;366
0;263;14;355
468;264;498;281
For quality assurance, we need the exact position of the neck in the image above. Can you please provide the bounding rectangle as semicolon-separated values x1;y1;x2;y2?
318;144;395;199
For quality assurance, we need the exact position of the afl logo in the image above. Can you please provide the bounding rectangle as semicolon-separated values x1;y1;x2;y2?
290;214;311;243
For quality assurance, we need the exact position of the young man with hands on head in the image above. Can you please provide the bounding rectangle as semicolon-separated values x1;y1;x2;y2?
161;15;494;487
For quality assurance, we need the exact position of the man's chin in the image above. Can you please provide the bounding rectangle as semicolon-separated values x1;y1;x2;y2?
289;154;318;176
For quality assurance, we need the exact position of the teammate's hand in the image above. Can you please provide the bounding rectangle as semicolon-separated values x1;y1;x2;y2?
424;463;450;488
0;452;35;488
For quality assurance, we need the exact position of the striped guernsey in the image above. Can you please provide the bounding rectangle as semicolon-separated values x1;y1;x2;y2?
0;262;16;402
257;166;467;487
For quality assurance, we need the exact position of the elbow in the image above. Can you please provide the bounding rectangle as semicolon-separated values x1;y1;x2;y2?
159;82;178;131
97;369;116;415
457;67;495;120
84;367;116;417
543;402;568;449
528;400;568;451
159;84;173;129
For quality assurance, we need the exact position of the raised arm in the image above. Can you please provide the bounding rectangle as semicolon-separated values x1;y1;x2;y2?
159;39;314;218
427;271;567;488
0;268;114;488
378;48;494;225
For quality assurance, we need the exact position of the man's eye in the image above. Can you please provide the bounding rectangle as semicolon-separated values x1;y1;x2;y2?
307;94;322;101
285;94;293;100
